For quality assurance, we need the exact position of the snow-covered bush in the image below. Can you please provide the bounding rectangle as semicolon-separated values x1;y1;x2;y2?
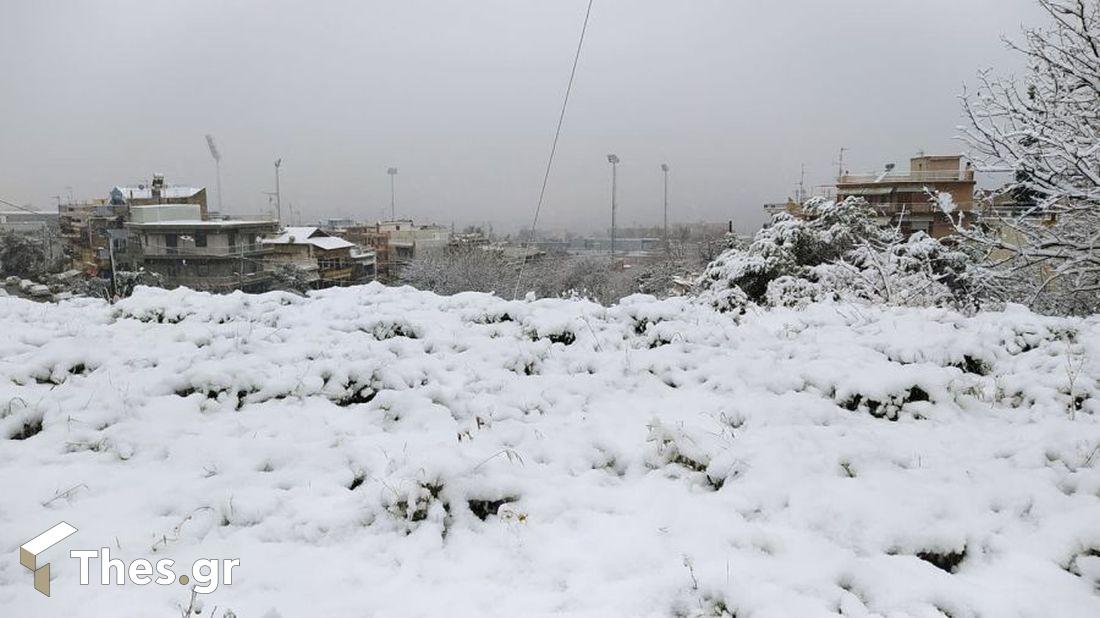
0;285;1098;615
697;197;983;312
809;232;986;309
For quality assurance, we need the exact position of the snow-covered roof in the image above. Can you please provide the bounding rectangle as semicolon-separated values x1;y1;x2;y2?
263;226;355;251
126;219;277;229
307;236;355;250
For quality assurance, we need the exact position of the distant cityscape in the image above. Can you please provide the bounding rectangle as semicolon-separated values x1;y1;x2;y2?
0;169;741;300
0;147;1029;302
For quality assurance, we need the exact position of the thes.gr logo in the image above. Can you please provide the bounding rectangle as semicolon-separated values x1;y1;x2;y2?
19;522;78;596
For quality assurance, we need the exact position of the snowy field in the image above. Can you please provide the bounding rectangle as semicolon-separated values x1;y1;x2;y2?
1;284;1099;617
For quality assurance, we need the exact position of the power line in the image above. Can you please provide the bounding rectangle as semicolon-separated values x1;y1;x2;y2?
512;0;596;300
0;196;43;214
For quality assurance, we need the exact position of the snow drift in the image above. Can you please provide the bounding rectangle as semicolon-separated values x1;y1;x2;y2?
0;284;1099;617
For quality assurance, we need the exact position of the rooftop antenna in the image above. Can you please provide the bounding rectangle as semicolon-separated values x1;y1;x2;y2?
798;164;806;203
205;135;223;212
836;147;847;180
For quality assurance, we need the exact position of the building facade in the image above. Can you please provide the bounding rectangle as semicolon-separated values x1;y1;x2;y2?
338;220;449;282
126;212;278;293
263;226;376;288
836;154;976;238
58;200;133;275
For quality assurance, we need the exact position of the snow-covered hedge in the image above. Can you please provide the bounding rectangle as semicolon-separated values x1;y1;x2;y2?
0;285;1098;616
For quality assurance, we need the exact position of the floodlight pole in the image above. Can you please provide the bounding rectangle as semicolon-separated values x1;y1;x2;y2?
607;154;619;260
215;160;223;213
661;163;670;255
274;158;282;225
387;167;398;220
205;135;223;213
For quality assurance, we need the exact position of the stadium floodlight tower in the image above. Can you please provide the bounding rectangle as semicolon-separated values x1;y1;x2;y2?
273;158;284;226
205;135;223;213
387;167;398;220
607;154;619;260
660;163;670;254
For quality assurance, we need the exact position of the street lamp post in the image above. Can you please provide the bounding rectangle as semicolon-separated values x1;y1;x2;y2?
387;167;398;220
660;163;670;255
607;154;619;260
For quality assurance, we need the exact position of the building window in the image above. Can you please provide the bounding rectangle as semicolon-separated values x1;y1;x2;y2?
165;234;178;256
195;232;207;248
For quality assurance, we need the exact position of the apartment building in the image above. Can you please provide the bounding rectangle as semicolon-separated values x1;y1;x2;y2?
263;226;376;288
339;220;449;281
126;205;277;293
836;154;976;238
58;199;133;275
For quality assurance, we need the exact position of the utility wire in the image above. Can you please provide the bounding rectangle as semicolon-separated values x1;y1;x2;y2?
0;196;44;215
511;0;596;300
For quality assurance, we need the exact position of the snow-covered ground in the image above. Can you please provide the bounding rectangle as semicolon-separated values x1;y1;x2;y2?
1;284;1099;617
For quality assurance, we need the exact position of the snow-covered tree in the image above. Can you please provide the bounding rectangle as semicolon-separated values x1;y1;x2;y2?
268;263;317;295
0;231;47;278
400;247;515;296
527;256;635;304
956;0;1100;314
697;197;984;312
400;248;641;304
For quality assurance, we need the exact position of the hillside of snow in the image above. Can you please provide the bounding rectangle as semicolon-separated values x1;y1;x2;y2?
1;283;1099;617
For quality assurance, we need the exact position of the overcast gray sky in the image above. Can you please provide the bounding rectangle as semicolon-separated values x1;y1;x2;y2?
0;0;1043;233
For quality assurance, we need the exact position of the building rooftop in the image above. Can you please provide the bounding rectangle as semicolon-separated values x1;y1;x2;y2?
111;185;205;201
838;154;975;186
126;219;277;229
263;226;356;251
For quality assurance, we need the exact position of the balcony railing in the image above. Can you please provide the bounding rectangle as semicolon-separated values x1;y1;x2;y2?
142;245;271;258
871;202;976;215
839;170;975;184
